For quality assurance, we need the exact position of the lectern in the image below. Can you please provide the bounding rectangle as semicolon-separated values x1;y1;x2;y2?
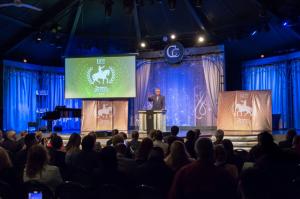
138;110;167;132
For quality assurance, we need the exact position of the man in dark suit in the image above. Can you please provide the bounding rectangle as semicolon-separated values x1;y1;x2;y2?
148;88;165;110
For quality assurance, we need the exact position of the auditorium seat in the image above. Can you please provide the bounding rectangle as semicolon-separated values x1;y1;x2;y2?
136;184;164;199
55;181;86;199
22;180;54;199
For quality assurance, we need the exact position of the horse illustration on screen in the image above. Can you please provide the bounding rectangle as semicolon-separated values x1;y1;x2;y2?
98;104;112;119
92;66;111;84
235;100;252;117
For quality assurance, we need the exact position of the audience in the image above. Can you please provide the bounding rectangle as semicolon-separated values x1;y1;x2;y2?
213;129;224;145
0;127;298;198
153;130;169;155
166;126;184;146
24;144;63;191
279;129;297;149
0;130;4;143
185;130;197;158
106;129;119;146
165;141;193;171
169;138;236;199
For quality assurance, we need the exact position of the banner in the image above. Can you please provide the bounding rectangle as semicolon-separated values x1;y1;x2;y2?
81;100;128;132
217;90;272;134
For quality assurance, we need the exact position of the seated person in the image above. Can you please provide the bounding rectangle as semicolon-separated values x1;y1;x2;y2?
278;129;297;149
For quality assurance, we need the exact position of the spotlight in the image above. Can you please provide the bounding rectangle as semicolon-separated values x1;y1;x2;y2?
35;31;43;42
140;41;146;48
197;36;205;43
162;36;168;42
170;34;176;40
23;58;28;63
168;0;176;10
282;21;288;27
251;30;257;36
260;54;265;58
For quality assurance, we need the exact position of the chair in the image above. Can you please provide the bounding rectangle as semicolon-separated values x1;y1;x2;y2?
22;180;54;199
55;181;86;199
135;184;164;199
0;181;14;199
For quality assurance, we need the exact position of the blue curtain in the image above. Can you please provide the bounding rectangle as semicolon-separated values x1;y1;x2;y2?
4;68;38;132
3;64;81;132
243;63;289;128
291;60;300;129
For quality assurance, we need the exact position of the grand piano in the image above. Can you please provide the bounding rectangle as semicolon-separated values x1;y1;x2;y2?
42;106;81;131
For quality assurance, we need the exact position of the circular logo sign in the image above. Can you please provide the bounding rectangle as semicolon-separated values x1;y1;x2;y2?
164;42;184;64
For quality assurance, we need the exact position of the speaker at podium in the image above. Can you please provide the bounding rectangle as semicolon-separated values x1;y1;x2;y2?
138;110;167;132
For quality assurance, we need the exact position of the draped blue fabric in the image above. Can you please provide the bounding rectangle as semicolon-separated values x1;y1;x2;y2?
291;60;300;129
3;63;81;132
243;63;289;128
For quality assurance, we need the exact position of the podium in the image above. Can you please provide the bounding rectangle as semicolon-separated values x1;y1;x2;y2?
138;110;167;132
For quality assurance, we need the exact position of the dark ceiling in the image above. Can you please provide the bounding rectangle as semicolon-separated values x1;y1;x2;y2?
0;0;300;65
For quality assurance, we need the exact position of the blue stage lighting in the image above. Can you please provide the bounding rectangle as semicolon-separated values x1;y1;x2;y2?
282;21;288;27
251;30;257;36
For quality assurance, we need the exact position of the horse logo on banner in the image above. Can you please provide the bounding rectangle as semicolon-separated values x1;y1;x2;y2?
97;104;112;120
232;99;253;120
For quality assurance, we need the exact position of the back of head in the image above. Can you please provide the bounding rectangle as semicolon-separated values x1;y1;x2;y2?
222;139;234;155
214;144;227;163
35;131;43;141
119;132;127;140
50;135;63;150
170;141;188;158
186;130;196;141
171;126;179;136
131;131;139;140
195;138;214;163
115;143;127;155
112;134;124;146
26;145;48;178
66;133;81;151
24;133;37;149
137;138;153;160
215;129;224;141
258;131;273;146
82;135;96;152
286;129;297;141
154;130;163;141
6;130;16;141
100;146;117;169
20;131;28;138
0;146;12;171
112;129;119;136
148;147;164;161
193;129;201;138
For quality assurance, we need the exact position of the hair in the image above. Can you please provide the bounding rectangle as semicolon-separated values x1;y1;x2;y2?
100;146;118;170
112;129;119;136
195;138;214;163
166;141;190;170
258;131;273;146
35;131;43;141
148;129;156;140
112;134;124;146
136;138;153;161
24;133;37;149
148;147;164;161
6;130;16;141
222;139;234;156
186;130;196;140
50;135;63;150
82;135;96;152
154;130;163;141
214;144;227;163
20;131;28;137
26;145;49;178
115;143;127;155
193;129;201;138
119;132;128;140
131;131;139;140
0;147;12;171
171;126;179;136
215;129;224;141
65;133;81;152
286;129;297;141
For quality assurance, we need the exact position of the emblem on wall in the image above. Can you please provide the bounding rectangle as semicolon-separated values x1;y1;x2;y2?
164;42;184;64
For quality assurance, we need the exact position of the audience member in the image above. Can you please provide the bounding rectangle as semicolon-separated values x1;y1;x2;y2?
115;143;137;174
222;139;244;172
185;130;197;158
1;130;22;153
65;133;81;167
166;126;184;147
127;131;141;156
24;145;63;191
88;132;102;151
14;133;37;169
278;129;297;149
48;135;66;170
0;130;4;143
169;138;236;199
153;130;168;155
17;130;28;148
106;129;119;146
292;135;300;157
135;138;153;165
112;134;125;146
165;141;193;171
214;129;224;145
193;128;201;138
214;144;238;179
136;147;173;196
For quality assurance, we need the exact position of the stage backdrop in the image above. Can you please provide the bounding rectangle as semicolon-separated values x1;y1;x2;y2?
217;90;272;134
81;100;128;132
130;53;224;128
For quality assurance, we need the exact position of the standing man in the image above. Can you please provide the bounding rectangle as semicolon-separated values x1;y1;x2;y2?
148;88;165;110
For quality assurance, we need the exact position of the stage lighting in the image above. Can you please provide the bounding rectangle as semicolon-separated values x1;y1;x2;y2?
162;36;168;42
140;41;146;48
23;58;28;63
197;36;205;43
195;0;202;7
282;21;288;27
170;34;176;40
168;0;176;10
260;54;265;58
251;30;257;36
